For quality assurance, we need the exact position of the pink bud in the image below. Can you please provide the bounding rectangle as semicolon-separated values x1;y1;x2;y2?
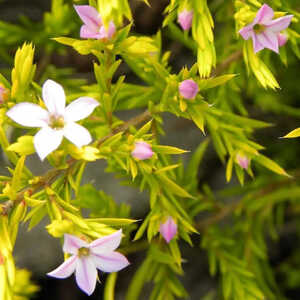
179;79;199;99
277;33;288;47
160;217;177;243
131;141;153;160
236;154;250;169
177;9;193;31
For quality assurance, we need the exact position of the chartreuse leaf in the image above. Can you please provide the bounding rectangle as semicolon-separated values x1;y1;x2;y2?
197;74;236;90
254;154;289;177
104;272;118;300
282;127;300;138
152;145;188;155
10;156;26;200
7;136;34;156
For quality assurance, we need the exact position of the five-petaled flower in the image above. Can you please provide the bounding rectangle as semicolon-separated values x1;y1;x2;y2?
6;79;99;160
178;9;193;31
160;216;177;243
236;154;250;170
239;3;293;53
131;141;154;160
179;79;199;100
47;230;129;296
74;5;116;40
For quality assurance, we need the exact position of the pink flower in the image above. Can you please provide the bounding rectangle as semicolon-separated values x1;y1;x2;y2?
131;141;153;160
47;230;129;296
74;5;116;40
160;217;177;243
239;4;293;53
236;154;250;169
178;9;193;31
6;80;99;160
179;79;199;99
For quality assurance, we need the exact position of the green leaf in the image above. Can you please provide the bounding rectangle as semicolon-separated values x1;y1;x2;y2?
7;136;35;156
152;145;188;155
282;127;300;138
198;74;236;90
254;154;289;177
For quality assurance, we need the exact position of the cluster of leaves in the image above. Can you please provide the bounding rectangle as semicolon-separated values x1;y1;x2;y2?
0;0;299;299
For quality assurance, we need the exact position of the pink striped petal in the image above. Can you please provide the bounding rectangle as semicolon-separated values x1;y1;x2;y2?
65;97;99;122
74;5;102;32
34;126;63;160
6;103;49;128
239;24;254;40
255;4;274;24
160;217;177;243
277;33;288;47
266;15;293;32
80;25;99;39
63;234;89;255
256;30;279;53
75;257;97;296
91;251;129;273
47;255;77;278
99;22;116;39
42;80;66;116
90;230;122;254
63;122;92;148
252;33;264;53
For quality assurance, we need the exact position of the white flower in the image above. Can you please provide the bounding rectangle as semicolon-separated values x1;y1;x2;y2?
6;80;99;160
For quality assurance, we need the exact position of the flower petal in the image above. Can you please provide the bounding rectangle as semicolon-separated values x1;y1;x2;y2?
42;80;66;115
160;217;177;243
277;33;288;47
63;234;89;255
91;251;129;273
257;30;279;53
74;5;102;31
89;230;122;254
99;21;116;39
6;103;49;127
75;257;97;296
255;4;274;24
252;33;264;53
47;255;77;279
63;122;92;148
266;15;293;32
80;25;99;39
239;24;254;40
34;127;63;160
65;97;99;122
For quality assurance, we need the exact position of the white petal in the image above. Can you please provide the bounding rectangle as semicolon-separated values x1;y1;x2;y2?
75;257;97;296
90;230;122;254
47;255;77;278
6;103;49;127
63;122;92;148
34;127;63;160
42;80;66;115
65;97;99;122
63;234;89;255
91;251;129;273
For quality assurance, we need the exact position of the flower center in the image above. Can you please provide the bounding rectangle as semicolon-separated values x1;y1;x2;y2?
253;24;265;34
49;115;65;130
78;247;90;257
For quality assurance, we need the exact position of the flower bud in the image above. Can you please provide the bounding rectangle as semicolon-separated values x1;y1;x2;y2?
177;9;193;31
236;154;250;169
131;141;153;160
0;85;9;104
277;33;288;47
179;79;199;99
160;216;177;243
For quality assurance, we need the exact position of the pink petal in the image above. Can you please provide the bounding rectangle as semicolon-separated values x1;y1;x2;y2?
74;5;102;32
47;255;77;278
160;217;177;243
236;155;250;169
91;251;129;273
75;257;97;296
255;4;274;24
89;230;122;254
63;234;89;255
266;15;293;32
252;33;264;53
239;24;254;40
63;122;92;148
34;126;63;160
177;10;193;31
131;141;154;160
65;97;99;122
256;30;279;53
277;33;288;47
98;21;116;39
42;80;66;116
80;25;99;39
6;103;49;127
179;79;199;99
